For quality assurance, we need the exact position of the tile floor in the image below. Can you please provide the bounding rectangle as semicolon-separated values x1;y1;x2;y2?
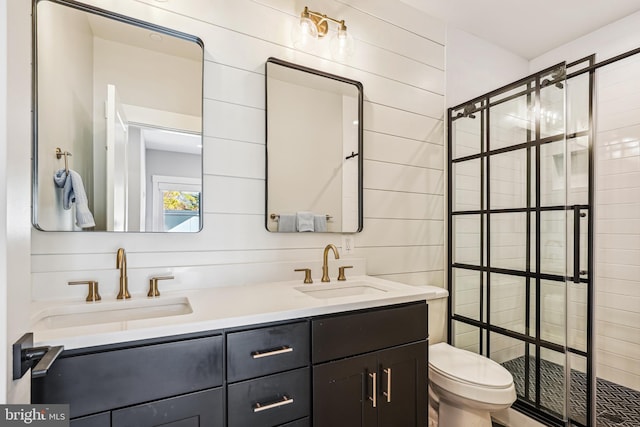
502;356;640;427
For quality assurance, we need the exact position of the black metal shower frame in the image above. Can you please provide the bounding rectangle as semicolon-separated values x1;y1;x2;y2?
447;56;596;427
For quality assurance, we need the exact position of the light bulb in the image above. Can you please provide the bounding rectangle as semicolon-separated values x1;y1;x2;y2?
330;27;355;61
291;16;318;50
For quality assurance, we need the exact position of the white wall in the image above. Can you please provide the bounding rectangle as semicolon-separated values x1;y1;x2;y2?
446;26;529;108
2;0;32;403
529;10;640;72
28;0;446;315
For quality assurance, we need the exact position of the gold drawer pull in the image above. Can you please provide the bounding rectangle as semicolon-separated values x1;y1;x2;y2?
251;346;293;359
253;395;294;413
369;372;377;408
383;368;392;402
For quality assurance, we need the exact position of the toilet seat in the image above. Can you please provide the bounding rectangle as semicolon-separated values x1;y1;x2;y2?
429;343;516;405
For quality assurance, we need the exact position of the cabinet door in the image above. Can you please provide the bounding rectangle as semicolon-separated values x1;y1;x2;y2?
377;342;427;427
111;388;223;427
313;353;378;427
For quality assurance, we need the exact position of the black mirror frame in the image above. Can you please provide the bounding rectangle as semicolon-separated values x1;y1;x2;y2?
264;57;364;233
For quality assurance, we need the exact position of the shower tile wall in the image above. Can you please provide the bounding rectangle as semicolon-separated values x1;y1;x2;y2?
595;54;640;392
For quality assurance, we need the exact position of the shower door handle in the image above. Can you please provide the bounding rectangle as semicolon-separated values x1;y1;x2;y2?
573;207;587;283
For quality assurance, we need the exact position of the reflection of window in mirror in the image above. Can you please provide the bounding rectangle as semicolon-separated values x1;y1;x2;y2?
152;176;201;232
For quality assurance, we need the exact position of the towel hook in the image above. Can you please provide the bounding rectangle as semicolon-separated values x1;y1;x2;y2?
55;147;72;174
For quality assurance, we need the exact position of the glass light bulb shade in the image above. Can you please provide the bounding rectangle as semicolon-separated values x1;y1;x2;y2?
330;28;355;60
291;16;318;50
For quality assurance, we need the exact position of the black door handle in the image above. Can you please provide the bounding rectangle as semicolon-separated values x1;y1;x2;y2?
13;333;64;379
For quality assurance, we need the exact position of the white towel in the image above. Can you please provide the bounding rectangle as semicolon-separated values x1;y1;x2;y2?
54;169;95;229
313;214;327;232
296;211;314;232
277;214;297;232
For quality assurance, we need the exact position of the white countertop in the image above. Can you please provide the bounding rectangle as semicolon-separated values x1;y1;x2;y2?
31;276;447;350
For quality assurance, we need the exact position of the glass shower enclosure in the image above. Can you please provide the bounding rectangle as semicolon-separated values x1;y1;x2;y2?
447;60;594;426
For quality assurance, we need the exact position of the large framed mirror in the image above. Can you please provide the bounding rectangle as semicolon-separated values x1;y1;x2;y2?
265;58;363;233
33;0;204;232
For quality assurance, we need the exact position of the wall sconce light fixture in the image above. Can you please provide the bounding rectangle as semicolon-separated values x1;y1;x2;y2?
291;6;355;60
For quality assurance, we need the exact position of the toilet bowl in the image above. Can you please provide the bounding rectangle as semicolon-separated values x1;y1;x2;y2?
429;342;516;427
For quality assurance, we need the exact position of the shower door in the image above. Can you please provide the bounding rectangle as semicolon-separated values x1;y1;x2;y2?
448;61;594;426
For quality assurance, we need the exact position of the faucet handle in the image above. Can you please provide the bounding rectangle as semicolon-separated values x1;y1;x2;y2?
294;268;313;284
148;276;174;297
337;266;353;281
68;280;101;302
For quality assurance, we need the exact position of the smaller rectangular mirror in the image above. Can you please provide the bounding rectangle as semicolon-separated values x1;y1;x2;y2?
265;58;363;233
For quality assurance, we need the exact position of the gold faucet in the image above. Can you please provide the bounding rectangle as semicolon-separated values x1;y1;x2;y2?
321;244;340;282
116;248;131;299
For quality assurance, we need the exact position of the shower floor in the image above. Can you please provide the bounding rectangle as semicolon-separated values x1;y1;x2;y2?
502;356;640;427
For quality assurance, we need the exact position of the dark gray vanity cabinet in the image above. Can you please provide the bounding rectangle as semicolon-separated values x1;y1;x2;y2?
31;302;426;427
311;302;428;427
31;334;224;427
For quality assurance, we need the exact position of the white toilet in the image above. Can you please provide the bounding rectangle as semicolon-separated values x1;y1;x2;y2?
429;342;517;427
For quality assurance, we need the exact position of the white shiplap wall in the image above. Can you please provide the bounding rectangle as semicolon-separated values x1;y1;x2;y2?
31;0;446;301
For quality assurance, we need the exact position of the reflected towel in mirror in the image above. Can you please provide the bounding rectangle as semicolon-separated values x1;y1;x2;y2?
313;214;327;232
296;211;314;232
53;169;95;229
277;214;296;232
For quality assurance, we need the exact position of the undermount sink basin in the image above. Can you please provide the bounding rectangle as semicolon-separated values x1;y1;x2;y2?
295;281;389;299
32;296;193;330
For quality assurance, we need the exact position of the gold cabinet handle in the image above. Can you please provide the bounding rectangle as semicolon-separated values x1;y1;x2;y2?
148;275;174;297
253;395;294;413
368;372;377;408
383;368;392;402
68;280;101;302
251;345;293;359
337;265;353;281
294;268;313;284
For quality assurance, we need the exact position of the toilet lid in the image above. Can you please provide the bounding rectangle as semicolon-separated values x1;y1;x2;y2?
429;343;513;389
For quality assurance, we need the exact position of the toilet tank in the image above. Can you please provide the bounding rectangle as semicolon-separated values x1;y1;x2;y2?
428;297;447;344
414;285;449;344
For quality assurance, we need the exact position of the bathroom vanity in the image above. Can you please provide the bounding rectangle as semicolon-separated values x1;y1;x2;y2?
29;277;433;427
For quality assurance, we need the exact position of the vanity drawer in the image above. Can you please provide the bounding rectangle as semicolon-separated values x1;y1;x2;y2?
227;367;310;427
312;302;428;363
32;335;223;419
227;321;309;382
